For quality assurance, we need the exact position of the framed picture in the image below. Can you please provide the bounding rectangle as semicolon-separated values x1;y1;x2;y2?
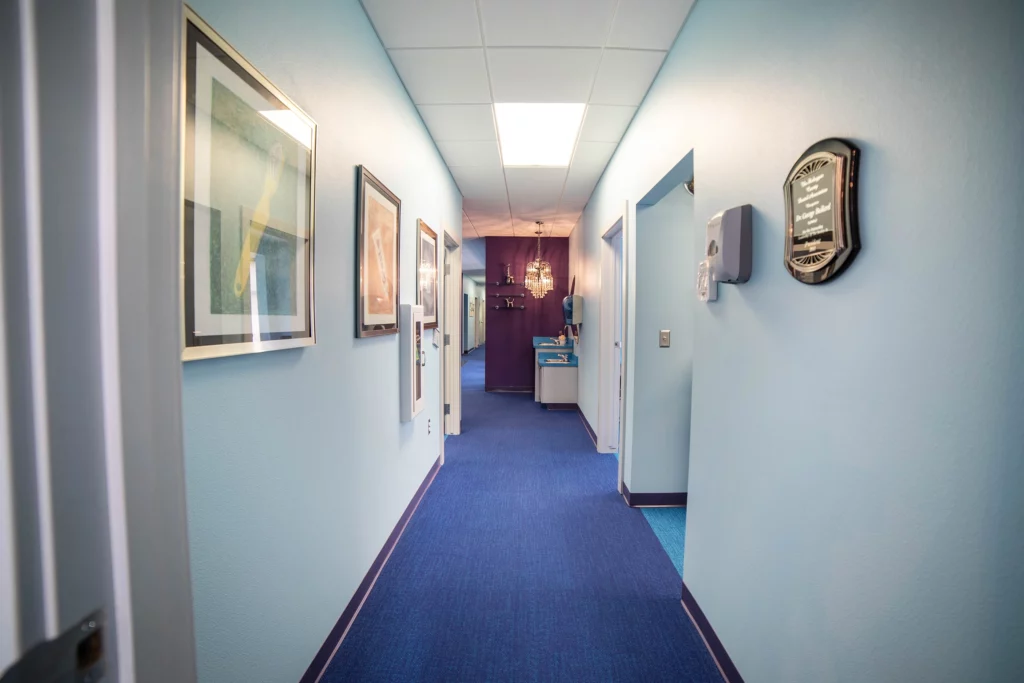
417;220;438;329
356;166;401;337
182;8;316;361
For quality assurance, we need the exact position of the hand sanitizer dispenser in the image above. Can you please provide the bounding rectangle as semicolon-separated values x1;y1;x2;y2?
400;304;424;421
562;294;582;325
698;204;752;302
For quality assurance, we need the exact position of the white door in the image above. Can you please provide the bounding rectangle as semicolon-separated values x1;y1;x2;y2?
1;1;196;680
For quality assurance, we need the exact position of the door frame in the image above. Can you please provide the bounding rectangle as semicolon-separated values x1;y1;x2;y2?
443;232;461;437
598;202;635;494
598;218;623;456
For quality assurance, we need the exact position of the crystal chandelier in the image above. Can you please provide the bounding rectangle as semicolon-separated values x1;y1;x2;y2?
524;221;553;299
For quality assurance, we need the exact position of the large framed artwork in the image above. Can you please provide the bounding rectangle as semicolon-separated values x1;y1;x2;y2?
417;220;438;329
182;7;316;361
356;166;401;337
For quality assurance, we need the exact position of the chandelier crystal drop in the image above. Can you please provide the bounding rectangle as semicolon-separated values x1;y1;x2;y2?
524;222;553;299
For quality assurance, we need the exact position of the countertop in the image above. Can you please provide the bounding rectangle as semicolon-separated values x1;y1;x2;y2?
533;336;574;350
537;351;578;368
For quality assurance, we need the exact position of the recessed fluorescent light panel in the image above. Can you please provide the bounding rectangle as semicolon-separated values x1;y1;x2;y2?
494;103;586;167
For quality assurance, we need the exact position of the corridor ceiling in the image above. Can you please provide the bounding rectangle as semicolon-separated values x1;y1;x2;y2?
360;0;696;238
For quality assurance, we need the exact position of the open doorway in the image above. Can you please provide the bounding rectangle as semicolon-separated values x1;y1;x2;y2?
603;154;695;579
443;233;462;438
599;216;626;461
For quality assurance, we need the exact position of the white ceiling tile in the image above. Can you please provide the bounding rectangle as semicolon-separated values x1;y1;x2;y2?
547;222;576;237
559;197;587;214
563;163;605;198
388;48;490;104
464;197;512;218
474;220;515;236
477;0;619;48
487;48;601;103
437;140;502;167
462;212;481;238
505;167;568;209
571;141;616;167
362;0;482;48
589;49;666;105
606;0;696;50
419;105;496;141
512;216;558;236
579;105;636;142
449;165;507;199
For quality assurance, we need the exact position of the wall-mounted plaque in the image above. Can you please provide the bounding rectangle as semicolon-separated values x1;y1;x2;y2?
783;139;859;284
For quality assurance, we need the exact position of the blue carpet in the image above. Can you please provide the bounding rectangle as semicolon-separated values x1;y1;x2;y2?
323;347;721;683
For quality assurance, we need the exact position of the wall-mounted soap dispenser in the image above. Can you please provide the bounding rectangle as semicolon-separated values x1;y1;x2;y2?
698;204;752;302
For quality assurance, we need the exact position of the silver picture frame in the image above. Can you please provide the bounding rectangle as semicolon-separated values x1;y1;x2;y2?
181;6;317;361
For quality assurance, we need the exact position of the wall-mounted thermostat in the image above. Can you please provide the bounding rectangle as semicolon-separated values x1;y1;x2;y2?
400;304;424;422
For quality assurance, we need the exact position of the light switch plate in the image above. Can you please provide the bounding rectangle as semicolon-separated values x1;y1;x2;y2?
659;330;671;347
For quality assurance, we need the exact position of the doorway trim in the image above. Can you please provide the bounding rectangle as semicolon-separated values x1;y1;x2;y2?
443;232;461;439
598;217;623;457
597;201;635;494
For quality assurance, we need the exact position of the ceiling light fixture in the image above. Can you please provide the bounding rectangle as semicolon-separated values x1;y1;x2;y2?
524;222;554;299
494;103;586;167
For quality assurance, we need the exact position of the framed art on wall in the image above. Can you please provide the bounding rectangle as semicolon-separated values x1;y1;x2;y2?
418;220;438;329
182;7;316;361
356;166;401;337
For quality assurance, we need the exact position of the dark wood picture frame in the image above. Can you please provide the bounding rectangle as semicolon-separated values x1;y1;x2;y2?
356;166;401;337
417;220;439;329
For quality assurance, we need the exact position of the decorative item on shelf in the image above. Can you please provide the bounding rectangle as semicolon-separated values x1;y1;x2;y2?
181;8;316;361
524;221;554;299
492;296;526;311
356;166;401;337
504;263;516;285
489;292;524;298
417;219;438;329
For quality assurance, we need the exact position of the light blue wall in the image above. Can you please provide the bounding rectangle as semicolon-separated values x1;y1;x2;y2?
180;1;462;681
576;0;1024;680
628;183;694;493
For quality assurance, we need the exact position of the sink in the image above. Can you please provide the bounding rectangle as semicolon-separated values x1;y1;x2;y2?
538;342;563;346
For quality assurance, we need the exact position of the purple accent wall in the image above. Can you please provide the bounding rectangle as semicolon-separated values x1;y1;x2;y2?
485;237;569;391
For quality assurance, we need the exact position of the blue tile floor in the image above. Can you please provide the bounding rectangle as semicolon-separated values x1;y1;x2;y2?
642;507;686;577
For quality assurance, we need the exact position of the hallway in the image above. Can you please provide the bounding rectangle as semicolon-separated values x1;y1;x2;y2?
324;348;721;682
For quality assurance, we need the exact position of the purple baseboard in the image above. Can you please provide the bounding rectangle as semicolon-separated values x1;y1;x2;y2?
622;483;687;507
485;386;533;393
577;408;598;448
543;402;578;411
298;456;442;683
680;582;744;683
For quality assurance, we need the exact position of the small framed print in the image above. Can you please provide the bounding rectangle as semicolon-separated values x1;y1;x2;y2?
417;220;438;329
356;166;401;337
182;8;316;361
